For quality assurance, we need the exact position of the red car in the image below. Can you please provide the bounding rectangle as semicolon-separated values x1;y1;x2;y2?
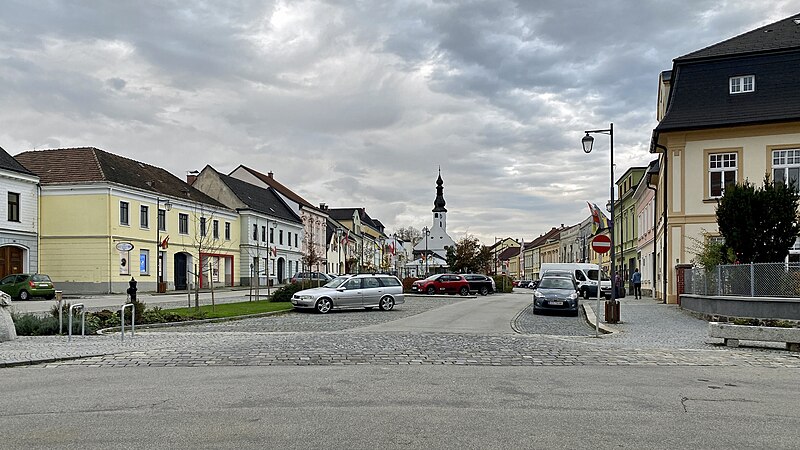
411;274;470;296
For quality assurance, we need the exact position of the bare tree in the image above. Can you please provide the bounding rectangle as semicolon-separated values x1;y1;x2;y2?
187;201;235;311
394;226;423;246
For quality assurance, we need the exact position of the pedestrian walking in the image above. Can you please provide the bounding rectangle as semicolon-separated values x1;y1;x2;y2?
631;268;642;299
614;271;622;299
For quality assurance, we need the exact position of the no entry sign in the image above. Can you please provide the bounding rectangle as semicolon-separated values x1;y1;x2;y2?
591;235;611;254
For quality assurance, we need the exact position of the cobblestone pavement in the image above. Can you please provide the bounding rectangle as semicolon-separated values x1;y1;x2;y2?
3;294;800;369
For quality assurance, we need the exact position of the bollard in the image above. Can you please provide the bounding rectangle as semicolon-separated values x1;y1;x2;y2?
56;291;63;335
68;303;85;342
120;303;135;342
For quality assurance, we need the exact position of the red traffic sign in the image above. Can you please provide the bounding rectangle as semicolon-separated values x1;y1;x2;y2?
591;235;611;254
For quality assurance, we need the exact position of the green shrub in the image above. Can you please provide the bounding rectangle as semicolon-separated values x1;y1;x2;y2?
271;282;315;302
402;277;420;293
493;275;514;293
12;312;97;336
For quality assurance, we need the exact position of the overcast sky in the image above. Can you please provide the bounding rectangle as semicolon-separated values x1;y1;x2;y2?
2;1;798;244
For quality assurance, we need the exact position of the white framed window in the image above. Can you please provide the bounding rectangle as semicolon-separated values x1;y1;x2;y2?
772;148;800;191
140;205;149;229
709;153;737;197
729;75;755;94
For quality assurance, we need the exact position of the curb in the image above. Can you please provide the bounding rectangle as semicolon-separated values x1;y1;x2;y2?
582;303;617;334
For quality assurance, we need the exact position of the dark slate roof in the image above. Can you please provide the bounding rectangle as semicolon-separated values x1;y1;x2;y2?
433;171;447;212
232;165;317;211
0;146;36;177
213;169;301;224
15;147;225;208
656;51;800;132
497;246;520;260
676;13;800;62
529;227;563;248
328;207;381;232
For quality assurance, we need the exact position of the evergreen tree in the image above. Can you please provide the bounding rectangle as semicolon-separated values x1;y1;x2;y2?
716;176;800;263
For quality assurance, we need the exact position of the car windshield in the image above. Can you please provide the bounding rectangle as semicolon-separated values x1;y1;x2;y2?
32;274;52;282
323;277;349;288
587;270;611;281
424;274;441;281
538;278;575;290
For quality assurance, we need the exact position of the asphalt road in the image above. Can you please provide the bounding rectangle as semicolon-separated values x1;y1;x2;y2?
3;291;799;448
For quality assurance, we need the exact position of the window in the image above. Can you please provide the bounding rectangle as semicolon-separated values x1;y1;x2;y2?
158;209;166;232
288;232;292;247
179;213;189;234
140;205;149;228
120;201;129;225
709;153;737;197
213;220;219;239
270;227;274;244
140;249;149;275
729;75;755;94
262;226;266;242
200;217;207;237
294;234;298;247
225;222;230;240
279;230;284;245
7;192;19;222
252;224;258;240
772;149;800;191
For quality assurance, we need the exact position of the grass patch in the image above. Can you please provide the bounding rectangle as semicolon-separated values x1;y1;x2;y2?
165;300;293;319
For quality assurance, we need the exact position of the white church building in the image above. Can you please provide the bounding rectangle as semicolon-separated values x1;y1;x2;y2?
409;171;455;276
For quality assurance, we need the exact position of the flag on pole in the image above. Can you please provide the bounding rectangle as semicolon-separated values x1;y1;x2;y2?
587;202;611;235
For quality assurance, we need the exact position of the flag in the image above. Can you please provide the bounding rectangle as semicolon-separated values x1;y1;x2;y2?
160;235;169;249
389;242;396;255
587;202;611;234
271;246;277;257
341;229;350;244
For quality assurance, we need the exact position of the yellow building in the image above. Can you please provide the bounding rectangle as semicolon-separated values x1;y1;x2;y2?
651;14;800;303
15;147;240;294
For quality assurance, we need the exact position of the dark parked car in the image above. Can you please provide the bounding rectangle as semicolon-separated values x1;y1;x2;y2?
532;276;579;316
539;269;578;289
0;273;56;300
462;274;495;296
411;274;470;296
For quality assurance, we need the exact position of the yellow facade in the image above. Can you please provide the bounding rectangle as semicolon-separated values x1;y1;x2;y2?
40;187;240;294
656;123;800;303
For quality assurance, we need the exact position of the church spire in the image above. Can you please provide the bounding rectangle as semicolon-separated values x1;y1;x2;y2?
433;168;447;212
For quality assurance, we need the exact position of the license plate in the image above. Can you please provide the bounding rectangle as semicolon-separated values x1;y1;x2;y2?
39;284;50;288
548;301;564;306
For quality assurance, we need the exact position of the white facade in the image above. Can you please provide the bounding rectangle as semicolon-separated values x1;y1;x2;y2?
0;169;40;276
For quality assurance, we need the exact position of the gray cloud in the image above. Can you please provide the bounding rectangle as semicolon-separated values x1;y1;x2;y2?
1;0;798;244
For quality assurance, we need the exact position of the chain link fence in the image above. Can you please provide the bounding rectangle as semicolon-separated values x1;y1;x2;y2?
685;263;800;298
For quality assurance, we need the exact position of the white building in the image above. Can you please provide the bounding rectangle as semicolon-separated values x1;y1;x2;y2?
413;171;456;265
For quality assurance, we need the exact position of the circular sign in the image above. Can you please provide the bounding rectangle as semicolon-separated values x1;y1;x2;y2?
115;242;134;252
591;235;611;254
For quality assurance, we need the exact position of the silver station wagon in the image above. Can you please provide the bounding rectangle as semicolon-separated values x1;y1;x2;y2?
291;274;405;314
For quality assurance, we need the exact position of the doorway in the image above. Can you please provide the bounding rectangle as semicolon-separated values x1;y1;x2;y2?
277;257;285;284
0;246;24;278
174;253;188;290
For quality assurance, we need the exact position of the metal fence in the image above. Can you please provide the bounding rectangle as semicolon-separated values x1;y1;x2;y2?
685;263;800;298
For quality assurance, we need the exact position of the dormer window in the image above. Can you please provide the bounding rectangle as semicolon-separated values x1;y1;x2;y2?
729;75;754;94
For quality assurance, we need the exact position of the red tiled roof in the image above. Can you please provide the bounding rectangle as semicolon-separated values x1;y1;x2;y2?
233;165;316;210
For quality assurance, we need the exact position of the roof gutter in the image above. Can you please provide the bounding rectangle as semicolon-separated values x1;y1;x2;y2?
651;131;668;304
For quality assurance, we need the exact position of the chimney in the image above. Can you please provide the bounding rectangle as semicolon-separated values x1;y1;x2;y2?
186;170;199;185
319;203;327;210
268;171;274;178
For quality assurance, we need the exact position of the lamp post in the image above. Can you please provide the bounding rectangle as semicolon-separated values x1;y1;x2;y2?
582;123;619;323
336;228;343;275
155;197;172;293
422;226;430;276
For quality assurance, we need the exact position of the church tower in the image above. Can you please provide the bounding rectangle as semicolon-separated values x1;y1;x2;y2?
414;169;455;258
432;169;447;233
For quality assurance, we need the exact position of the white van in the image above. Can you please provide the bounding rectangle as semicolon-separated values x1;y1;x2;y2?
539;263;612;299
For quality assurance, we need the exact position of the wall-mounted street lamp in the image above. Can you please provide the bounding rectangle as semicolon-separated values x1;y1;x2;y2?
156;197;172;293
422;226;430;276
582;123;619;323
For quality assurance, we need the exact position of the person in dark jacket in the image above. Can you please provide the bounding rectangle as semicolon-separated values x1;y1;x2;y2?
631;268;642;299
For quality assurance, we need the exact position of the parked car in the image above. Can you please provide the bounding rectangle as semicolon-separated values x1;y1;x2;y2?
515;280;532;289
532;275;579;316
290;272;333;285
411;274;470;296
539;269;579;289
291;274;404;314
539;263;612;299
462;274;495;296
0;273;56;300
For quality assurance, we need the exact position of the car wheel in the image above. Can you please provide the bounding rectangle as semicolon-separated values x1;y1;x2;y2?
479;286;489;296
18;290;29;301
459;287;469;296
426;286;436;295
379;296;395;311
315;298;333;314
